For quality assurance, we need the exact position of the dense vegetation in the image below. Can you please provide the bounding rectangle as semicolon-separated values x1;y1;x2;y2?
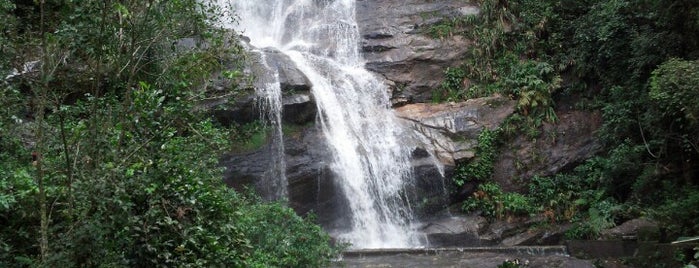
0;0;336;266
437;0;699;246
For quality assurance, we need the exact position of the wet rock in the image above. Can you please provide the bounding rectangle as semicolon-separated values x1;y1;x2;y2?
282;93;316;124
283;125;352;229
202;47;316;127
222;123;351;229
396;95;516;166
258;48;312;92
501;230;545;247
205;94;258;126
357;0;478;103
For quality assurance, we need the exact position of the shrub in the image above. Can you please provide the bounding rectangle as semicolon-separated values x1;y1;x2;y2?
453;129;499;187
463;182;536;220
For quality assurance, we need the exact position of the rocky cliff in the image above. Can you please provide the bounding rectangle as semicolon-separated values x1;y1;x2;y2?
216;1;486;223
216;0;603;245
357;0;478;104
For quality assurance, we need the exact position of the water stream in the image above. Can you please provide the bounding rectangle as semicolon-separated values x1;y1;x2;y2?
226;0;422;248
250;50;287;201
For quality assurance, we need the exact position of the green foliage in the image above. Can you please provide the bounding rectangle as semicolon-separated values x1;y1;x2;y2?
230;121;268;152
499;58;560;122
650;59;699;127
564;200;621;240
432;67;468;102
526;143;645;238
0;0;16;75
453;129;499;187
688;247;699;268
498;259;527;268
443;0;699;241
0;0;336;266
237;195;340;268
431;0;561;139
425;16;471;39
462;182;535;220
650;187;699;240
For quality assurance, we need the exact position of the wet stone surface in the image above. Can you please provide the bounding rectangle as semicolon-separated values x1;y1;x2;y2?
332;249;594;268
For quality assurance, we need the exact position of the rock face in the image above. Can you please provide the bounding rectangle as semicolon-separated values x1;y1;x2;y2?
492;110;603;192
357;0;479;104
257;48;312;93
212;46;355;228
396;95;516;166
221;124;353;229
217;1;606;249
203;46;316;127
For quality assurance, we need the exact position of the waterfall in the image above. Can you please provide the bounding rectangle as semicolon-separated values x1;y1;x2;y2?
250;50;287;201
226;0;421;248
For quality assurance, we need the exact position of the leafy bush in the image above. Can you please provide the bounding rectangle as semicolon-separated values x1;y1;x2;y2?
432;67;468;102
237;196;340;268
650;187;699;240
462;182;536;220
650;59;699;128
453;129;499;187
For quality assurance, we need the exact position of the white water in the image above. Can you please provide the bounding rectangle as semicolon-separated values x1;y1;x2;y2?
251;51;287;200
226;0;421;248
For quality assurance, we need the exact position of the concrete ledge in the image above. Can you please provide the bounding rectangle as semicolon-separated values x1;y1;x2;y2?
342;246;569;257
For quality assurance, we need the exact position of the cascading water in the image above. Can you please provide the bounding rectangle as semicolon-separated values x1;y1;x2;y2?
250;51;287;201
227;0;422;248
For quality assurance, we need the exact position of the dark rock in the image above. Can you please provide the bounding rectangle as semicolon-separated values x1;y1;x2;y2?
501;230;545;247
202;47;316;127
601;218;659;240
222;123;352;229
500;224;572;246
206;94;258;126
282;93;316;124
492;110;603;192
259;48;312;92
479;216;549;243
283;125;351;229
357;0;478;103
411;155;452;217
566;240;640;259
334;249;594;268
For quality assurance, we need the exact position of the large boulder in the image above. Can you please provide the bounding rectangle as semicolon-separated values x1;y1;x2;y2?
396;95;516;166
601;218;659;240
357;0;479;104
420;215;492;247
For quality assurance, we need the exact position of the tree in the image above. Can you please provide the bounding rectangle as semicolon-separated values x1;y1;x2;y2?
1;1;337;266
